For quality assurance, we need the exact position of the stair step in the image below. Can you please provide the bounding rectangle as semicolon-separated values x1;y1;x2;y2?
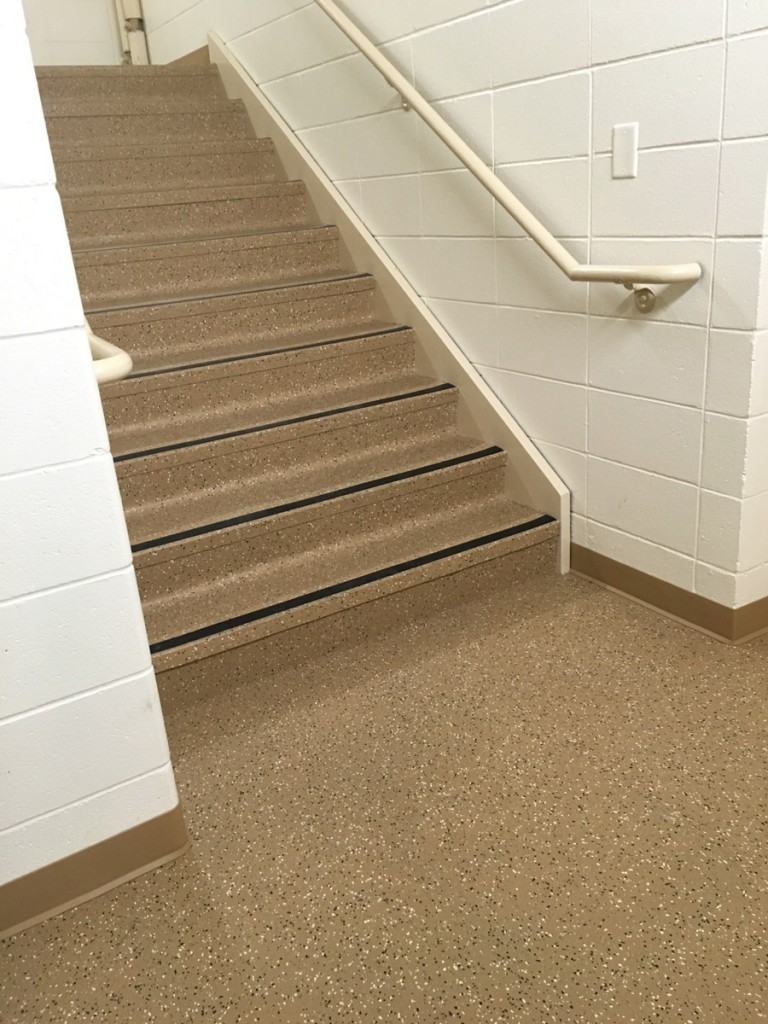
55;140;279;197
37;65;226;114
76;226;344;310
45;101;252;148
134;443;504;565
88;275;377;372
62;182;310;249
102;330;420;457
119;393;464;546
143;470;555;672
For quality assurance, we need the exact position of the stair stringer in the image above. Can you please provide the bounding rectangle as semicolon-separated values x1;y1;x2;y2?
207;32;571;572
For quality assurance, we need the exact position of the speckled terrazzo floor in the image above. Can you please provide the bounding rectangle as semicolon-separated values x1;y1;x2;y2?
2;542;766;1023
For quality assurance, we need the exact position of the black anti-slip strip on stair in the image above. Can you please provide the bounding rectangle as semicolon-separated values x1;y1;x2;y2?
149;515;556;655
128;325;409;379
132;446;502;552
114;383;456;462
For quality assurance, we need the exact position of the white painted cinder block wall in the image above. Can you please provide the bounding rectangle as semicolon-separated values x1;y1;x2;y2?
144;0;768;608
0;0;179;886
22;0;122;65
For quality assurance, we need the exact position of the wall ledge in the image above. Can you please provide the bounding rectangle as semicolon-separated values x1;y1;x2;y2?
0;804;189;940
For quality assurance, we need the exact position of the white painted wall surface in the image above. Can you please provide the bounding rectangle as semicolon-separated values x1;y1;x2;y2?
22;0;122;65
143;0;768;608
0;0;179;886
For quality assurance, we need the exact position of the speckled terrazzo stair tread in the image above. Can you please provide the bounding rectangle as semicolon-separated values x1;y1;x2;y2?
145;492;557;672
124;419;481;548
54;140;279;197
45;102;252;148
102;339;424;457
136;447;509;578
76;226;344;309
123;320;405;376
62;182;310;249
115;383;459;484
36;65;226;114
87;275;376;370
142;465;514;614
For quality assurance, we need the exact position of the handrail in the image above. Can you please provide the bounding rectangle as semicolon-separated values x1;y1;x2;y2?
86;320;133;384
315;0;702;312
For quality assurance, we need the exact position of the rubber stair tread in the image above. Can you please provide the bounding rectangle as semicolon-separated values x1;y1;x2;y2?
126;432;492;549
142;491;550;649
54;138;272;163
111;379;452;462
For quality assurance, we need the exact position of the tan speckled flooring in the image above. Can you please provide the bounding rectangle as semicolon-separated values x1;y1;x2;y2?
2;541;766;1023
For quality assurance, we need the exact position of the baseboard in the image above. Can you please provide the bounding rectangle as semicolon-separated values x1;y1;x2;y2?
0;804;189;940
167;45;210;67
205;32;571;573
571;544;768;643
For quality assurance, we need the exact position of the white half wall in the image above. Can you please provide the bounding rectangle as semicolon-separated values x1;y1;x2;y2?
22;0;122;65
143;0;768;609
0;0;179;887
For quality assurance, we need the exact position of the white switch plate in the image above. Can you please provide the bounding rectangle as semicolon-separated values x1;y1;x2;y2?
612;122;639;179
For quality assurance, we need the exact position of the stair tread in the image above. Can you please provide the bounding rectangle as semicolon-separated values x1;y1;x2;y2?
144;490;555;656
36;65;220;78
115;383;458;478
62;182;307;215
54;138;274;164
110;375;446;461
127;432;491;549
124;320;403;376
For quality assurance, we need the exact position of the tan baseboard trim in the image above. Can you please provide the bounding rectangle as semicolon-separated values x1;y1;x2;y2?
0;804;189;940
167;45;210;67
571;545;768;643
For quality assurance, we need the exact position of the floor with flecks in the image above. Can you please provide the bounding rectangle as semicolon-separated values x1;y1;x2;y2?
2;541;766;1023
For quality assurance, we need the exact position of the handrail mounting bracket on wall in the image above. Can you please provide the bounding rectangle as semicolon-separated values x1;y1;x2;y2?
315;0;702;313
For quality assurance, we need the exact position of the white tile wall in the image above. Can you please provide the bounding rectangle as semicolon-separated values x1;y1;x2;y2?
22;0;122;65
2;1;179;887
143;0;768;608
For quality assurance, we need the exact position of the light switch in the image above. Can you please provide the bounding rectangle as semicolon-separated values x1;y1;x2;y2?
612;122;639;179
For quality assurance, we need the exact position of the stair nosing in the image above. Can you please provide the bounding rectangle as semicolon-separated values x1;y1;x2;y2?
113;383;456;463
127;324;410;380
149;515;556;655
75;223;336;259
132;446;503;553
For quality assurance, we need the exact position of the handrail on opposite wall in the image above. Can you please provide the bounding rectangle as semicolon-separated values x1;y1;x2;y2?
314;0;702;313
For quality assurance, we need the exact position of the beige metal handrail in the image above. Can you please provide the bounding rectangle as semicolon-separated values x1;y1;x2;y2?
315;0;702;312
87;320;133;383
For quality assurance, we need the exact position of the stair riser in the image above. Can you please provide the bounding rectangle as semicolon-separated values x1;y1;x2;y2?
64;192;309;250
154;536;557;677
89;281;376;368
78;233;343;309
138;463;507;628
103;337;417;454
121;400;460;543
46;108;252;147
56;149;278;197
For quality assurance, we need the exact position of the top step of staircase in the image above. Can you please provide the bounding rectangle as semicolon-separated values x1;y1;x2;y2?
35;65;219;79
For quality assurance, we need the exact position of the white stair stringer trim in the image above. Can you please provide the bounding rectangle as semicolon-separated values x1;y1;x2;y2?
207;32;571;573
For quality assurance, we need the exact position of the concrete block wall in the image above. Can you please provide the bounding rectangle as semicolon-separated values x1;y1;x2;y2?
0;0;179;887
144;0;768;608
21;0;122;65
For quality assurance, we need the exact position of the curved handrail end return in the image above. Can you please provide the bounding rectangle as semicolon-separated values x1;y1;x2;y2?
87;320;133;384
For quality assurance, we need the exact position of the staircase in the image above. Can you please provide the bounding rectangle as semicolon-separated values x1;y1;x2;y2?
38;63;558;676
